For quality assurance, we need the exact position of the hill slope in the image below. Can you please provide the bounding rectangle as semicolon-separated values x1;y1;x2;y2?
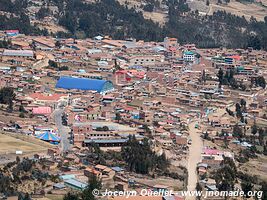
0;0;267;50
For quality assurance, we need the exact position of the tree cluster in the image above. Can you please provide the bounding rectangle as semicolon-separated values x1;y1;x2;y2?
214;157;237;191
1;0;267;49
122;136;169;174
63;174;102;200
217;68;246;90
95;126;109;131
0;87;15;111
250;76;266;89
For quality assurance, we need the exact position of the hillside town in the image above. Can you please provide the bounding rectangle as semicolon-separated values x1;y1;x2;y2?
0;30;266;200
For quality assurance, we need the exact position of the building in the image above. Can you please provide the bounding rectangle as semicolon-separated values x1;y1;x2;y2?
64;178;88;191
183;51;195;62
164;37;178;48
56;77;114;94
2;49;34;58
83;138;128;147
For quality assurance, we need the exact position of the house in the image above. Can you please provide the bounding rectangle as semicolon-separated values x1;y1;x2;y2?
95;164;115;178
115;182;128;191
183;51;195;62
84;167;102;179
32;107;52;115
175;136;188;145
64;178;88;191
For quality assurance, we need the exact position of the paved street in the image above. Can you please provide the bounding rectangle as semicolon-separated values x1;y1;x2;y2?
53;108;71;152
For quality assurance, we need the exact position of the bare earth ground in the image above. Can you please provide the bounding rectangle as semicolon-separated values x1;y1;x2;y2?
132;175;184;190
143;11;168;26
208;1;267;21
186;121;203;199
117;0;267;23
0;133;46;153
0;132;52;165
239;155;267;182
42;195;64;200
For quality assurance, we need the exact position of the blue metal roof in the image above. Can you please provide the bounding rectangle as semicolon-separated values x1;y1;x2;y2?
36;131;60;142
56;76;112;93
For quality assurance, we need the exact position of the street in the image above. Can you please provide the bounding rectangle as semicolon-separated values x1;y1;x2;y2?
53;108;71;152
186;121;203;200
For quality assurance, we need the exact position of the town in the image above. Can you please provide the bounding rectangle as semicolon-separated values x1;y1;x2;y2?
0;30;266;200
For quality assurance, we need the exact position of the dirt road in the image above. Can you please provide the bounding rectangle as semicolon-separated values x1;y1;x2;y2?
186;121;203;199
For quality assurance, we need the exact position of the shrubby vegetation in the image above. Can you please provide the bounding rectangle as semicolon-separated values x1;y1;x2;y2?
213;157;237;191
0;87;15;111
122;135;169;174
0;157;50;199
63;174;102;200
217;68;248;90
1;0;267;49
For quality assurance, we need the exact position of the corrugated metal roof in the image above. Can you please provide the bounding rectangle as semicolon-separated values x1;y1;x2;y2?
56;76;113;93
3;50;34;57
36;131;60;142
84;139;128;144
32;107;52;114
64;178;88;189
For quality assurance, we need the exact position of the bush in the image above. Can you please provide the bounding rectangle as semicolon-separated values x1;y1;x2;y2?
19;112;25;118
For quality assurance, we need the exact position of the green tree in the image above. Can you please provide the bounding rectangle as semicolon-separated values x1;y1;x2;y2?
122;136;169;174
19;112;25;118
251;123;258;135
36;7;50;19
81;174;102;200
0;87;15;111
241;180;253;198
19;105;26;113
240;99;246;111
260;181;267;200
235;103;242;118
55;40;61;48
258;128;265;146
102;126;109;131
218;68;224;85
22;193;31;200
115;112;122;122
214;157;237;191
48;60;58;68
63;192;79;200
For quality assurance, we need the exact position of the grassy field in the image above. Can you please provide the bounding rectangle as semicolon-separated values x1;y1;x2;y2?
0;132;52;154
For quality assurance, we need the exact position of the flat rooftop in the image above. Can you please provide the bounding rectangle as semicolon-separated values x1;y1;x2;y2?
73;121;136;131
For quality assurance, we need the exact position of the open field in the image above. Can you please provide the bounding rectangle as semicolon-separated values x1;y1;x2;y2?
117;0;267;22
0;132;53;165
143;11;168;26
0;133;49;154
208;1;267;21
39;195;64;200
239;155;267;182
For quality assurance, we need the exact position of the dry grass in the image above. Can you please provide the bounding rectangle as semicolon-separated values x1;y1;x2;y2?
0;133;50;154
239;155;267;182
42;194;64;200
208;1;267;21
143;11;168;26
